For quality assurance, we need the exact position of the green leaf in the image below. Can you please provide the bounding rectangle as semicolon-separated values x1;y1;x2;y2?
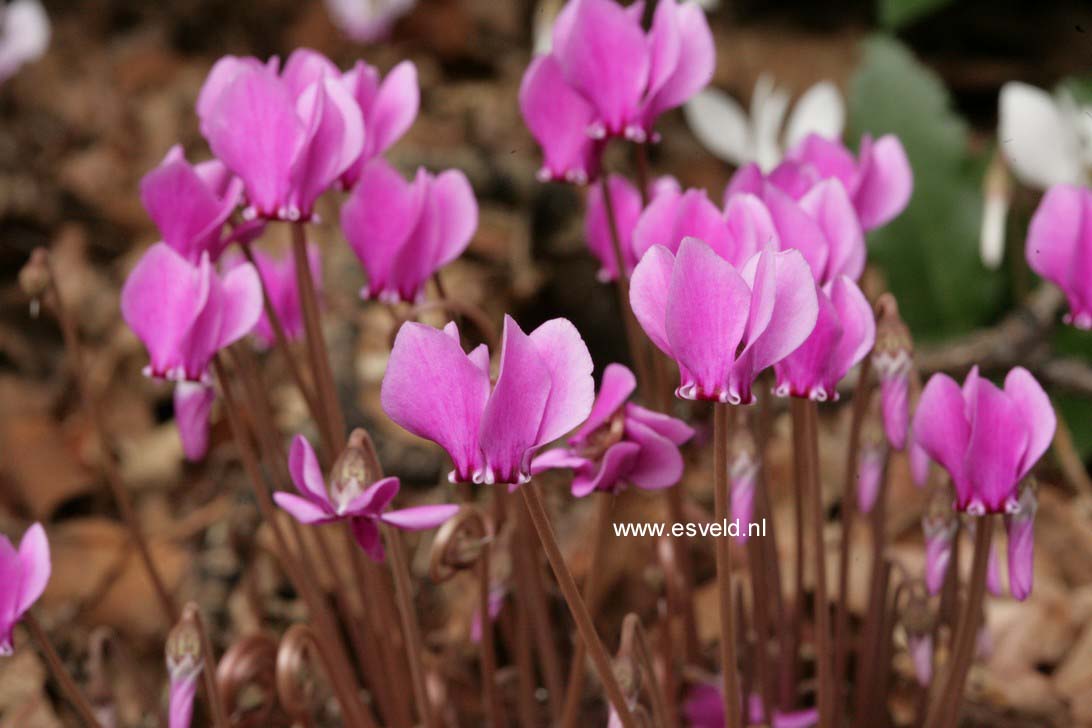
848;35;1005;342
878;0;954;30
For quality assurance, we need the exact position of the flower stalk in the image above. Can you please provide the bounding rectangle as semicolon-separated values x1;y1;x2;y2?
713;403;743;728
24;612;104;728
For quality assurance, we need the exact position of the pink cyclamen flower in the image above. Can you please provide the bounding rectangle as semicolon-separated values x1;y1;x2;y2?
912;366;1055;514
782;132;913;231
531;363;694;496
1025;183;1092;329
342;159;477;304
139;145;244;263
121;243;262;382
520;0;713;180
724;171;867;284
773;275;875;401
224;243;322;348
585;175;679;281
197;49;364;222
324;0;415;43
273;433;458;560
684;683;818;728
175;382;215;462
339;59;419;188
1005;483;1037;601
0;523;50;655
630;237;818;404
633;187;781;268
382;316;595;486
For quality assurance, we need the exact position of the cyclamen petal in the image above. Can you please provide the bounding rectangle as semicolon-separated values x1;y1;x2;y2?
0;523;50;655
225;243;321;348
1005;486;1037;601
640;0;714;132
140;145;243;262
632;188;736;262
519;54;602;184
908;635;934;687
528;318;596;446
572;362;637;443
1025;184;1092;329
290;76;366;216
342;161;476;303
175;382;215;462
381;504;461;530
586;174;643;280
340;60;419;187
798;179;865;283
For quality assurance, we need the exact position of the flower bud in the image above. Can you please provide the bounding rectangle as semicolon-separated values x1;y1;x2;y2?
902;594;935;686
922;486;957;595
1004;480;1038;601
328;428;381;515
165;606;203;728
728;424;758;543
856;397;887;513
872;294;913;451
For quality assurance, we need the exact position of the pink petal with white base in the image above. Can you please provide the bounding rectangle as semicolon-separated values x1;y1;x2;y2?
519;54;600;184
853;134;913;230
629;244;676;357
799;179;865;283
528;318;595;446
381;504;460;530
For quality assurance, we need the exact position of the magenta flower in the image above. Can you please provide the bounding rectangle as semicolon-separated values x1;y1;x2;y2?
782;133;913;231
0;523;50;655
633;187;781;268
773;275;874;401
224;243;322;348
520;0;713;180
165;617;200;728
725;172;867;284
1025;183;1092;328
382;316;595;486
912;366;1055;513
339;59;419;188
341;159;477;304
121;244;262;382
585;175;679;281
519;54;604;184
140;145;244;263
630;237;819;404
1005;484;1037;601
197;49;364;221
175;382;215;462
531;363;694;496
273;434;458;560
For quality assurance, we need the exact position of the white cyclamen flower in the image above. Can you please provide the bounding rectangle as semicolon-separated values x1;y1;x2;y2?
684;73;845;171
0;0;50;84
999;81;1092;189
324;0;415;43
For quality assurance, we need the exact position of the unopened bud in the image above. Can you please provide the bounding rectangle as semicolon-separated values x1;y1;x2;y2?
165;607;202;681
19;248;51;317
872;294;913;450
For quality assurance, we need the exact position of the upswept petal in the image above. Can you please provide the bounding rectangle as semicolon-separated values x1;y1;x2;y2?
1026;184;1092;324
782;81;844;152
552;0;650;135
629;244;676;356
798;179;865;282
573;363;637;444
964;378;1027;511
421;169;478;270
381;322;491;482
214;262;262;351
1003;367;1055;480
684;89;752;166
741;248;819;375
853;134;913;230
913;375;971;504
722;193;779;266
527;318;594;446
632;188;732;260
479;316;553;484
642;0;714;125
288;435;330;505
572;441;641;496
366;60;418;159
203;64;303;218
15;523;49;616
518;54;600;184
824;276;875;391
281;48;339;100
665;237;750;400
625;403;694;444
772;279;842;399
290;77;365;216
761;184;829;280
786;133;856;191
120;243;208;379
999;82;1084;189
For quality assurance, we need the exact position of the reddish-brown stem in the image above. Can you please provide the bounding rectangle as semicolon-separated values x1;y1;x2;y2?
834;359;872;715
560;492;616;728
24;612;104;728
240;244;328;448
748;531;776;726
212;357;374;728
519;483;638;728
43;260;177;625
786;398;807;708
852;454;891;728
632;142;651;207
382;525;436;728
514;500;565;720
795;399;833;727
598;174;653;396
188;604;230;728
928;518;992;728
291;224;345;447
477;529;504;728
513;576;539;728
714;403;743;728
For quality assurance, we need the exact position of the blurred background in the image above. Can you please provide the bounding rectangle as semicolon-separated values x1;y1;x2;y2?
2;0;1092;725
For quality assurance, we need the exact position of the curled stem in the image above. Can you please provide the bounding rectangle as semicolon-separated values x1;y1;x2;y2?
216;634;280;728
